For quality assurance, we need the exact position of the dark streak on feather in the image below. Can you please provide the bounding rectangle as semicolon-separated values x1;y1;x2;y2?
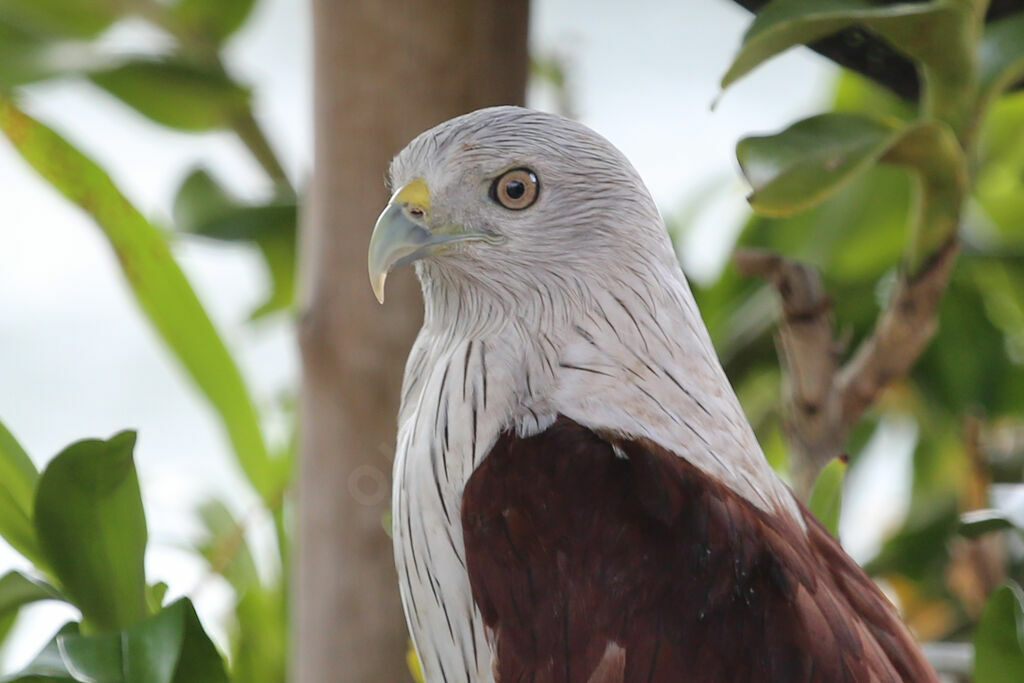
663;367;712;418
558;362;614;377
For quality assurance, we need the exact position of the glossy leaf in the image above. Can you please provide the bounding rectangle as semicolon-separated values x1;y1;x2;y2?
34;431;148;631
0;97;275;500
90;59;250;132
721;0;970;94
808;456;846;536
58;598;229;683
974;583;1024;682
978;12;1024;106
0;622;78;682
0;418;44;566
959;509;1018;539
171;0;256;43
0;0;118;39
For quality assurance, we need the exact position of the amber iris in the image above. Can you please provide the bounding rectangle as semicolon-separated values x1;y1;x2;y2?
492;168;539;210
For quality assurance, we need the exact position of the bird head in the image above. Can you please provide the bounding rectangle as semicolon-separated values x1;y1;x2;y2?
368;106;673;312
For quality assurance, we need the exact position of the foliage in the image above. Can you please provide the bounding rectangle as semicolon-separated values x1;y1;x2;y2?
0;428;228;681
0;0;292;679
699;0;1024;675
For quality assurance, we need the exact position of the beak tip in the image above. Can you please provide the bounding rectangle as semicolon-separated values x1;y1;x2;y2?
372;273;387;304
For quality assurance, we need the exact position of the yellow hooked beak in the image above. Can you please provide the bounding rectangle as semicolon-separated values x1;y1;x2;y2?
368;178;499;303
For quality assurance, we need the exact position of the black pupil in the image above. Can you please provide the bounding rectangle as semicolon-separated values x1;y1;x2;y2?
505;180;526;200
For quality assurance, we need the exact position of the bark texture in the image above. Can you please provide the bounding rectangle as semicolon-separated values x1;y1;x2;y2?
296;2;529;680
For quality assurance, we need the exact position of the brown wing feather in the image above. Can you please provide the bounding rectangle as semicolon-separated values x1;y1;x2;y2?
461;416;937;683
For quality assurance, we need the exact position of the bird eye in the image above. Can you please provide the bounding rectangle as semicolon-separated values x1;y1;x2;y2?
491;168;539;210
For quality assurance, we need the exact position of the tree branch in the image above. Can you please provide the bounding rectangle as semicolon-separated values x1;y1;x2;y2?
735;239;959;499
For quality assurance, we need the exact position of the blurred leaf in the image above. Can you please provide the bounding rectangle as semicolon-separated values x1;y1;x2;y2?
34;431;148;631
173;168;296;242
808;456;846;536
250;232;296;318
0;622;79;682
866;501;958;582
721;0;970;94
737;112;898;216
974;582;1024;682
0;418;45;567
229;584;287;683
915;269;1024;416
0;0;118;39
90;59;250;132
978;12;1024;107
146;582;169;614
975;93;1024;241
173;168;297;317
193;499;286;683
0;22;59;87
58;598;229;683
0;570;61;619
170;0;256;43
960;509;1018;538
832;70;916;121
0;611;15;653
195;499;258;592
0;97;275;500
737;114;963;224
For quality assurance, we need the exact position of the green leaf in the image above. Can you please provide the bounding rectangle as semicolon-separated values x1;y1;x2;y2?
195;499;258;592
58;598;229;683
170;0;256;43
0;571;61;619
146;582;169;614
250;231;296;318
0;571;55;654
0;97;275;500
721;0;970;92
173;169;297;242
808;456;846;536
975;92;1024;241
974;583;1024;683
173;168;297;317
737;113;965;238
959;509;1018;539
90;59;250;132
0;0;118;39
229;584;287;683
34;432;147;632
978;12;1024;107
171;599;230;683
737;113;899;216
0;418;45;567
0;622;79;682
865;501;959;581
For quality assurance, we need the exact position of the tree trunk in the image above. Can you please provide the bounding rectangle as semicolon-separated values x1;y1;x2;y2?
296;2;529;680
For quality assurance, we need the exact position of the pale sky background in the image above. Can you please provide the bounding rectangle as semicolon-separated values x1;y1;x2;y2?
0;0;915;670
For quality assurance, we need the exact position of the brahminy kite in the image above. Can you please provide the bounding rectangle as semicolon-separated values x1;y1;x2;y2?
368;106;936;683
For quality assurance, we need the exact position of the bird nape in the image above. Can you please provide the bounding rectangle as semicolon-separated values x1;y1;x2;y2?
368;106;937;683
